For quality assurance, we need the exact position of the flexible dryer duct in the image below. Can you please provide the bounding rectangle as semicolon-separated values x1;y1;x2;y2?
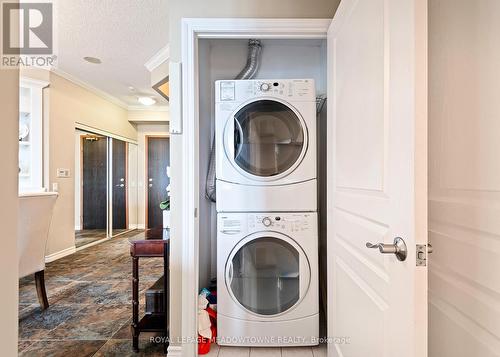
205;40;263;202
235;39;263;80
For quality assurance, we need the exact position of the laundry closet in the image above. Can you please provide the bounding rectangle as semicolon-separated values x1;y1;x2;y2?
196;37;329;345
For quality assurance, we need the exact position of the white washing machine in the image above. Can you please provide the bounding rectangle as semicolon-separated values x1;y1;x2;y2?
217;212;319;347
215;79;317;212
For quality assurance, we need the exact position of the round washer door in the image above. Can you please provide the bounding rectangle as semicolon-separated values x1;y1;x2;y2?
225;99;308;180
225;232;311;317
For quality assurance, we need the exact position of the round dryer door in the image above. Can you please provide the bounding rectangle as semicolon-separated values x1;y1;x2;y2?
230;99;307;179
226;233;311;316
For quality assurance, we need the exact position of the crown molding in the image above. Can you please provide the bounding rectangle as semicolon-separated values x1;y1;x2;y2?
145;44;170;72
50;67;129;109
50;67;169;112
20;77;50;89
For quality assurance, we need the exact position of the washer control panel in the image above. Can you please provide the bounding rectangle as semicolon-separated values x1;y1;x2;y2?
248;213;312;233
219;213;317;236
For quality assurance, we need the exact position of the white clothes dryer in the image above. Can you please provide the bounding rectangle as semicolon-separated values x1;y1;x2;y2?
215;79;317;212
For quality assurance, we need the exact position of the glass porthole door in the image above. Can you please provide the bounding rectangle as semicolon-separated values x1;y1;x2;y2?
226;235;310;316
228;100;307;179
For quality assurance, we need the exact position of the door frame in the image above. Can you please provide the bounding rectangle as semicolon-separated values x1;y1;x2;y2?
145;134;170;229
179;18;331;357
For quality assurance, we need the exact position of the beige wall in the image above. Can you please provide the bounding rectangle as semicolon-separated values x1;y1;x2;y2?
128;109;169;123
21;68;137;257
0;64;20;357
0;0;19;351
429;0;500;356
48;72;137;256
168;0;338;351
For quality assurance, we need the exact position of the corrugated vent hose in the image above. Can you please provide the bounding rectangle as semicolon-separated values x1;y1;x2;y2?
205;40;263;202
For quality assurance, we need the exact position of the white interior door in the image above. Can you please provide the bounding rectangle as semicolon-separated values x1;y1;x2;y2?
327;0;428;356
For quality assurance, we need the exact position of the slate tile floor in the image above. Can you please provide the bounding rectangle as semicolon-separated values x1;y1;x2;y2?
75;229;129;249
74;229;107;249
18;230;166;356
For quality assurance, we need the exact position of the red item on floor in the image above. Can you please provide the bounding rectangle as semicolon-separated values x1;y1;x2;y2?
198;308;217;355
198;338;211;355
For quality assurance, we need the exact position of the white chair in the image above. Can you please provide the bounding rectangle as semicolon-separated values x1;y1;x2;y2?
18;192;58;310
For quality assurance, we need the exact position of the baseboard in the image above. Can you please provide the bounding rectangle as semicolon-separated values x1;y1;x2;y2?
75;225;81;230
128;224;138;229
137;224;146;229
167;345;182;357
45;246;76;263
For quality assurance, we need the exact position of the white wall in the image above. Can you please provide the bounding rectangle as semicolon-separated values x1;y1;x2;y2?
429;0;500;356
205;39;328;92
136;123;170;229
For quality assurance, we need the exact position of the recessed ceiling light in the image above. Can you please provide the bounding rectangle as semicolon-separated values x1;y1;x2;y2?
138;96;156;106
83;56;102;64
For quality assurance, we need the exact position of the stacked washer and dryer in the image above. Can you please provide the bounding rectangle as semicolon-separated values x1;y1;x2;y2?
215;79;319;347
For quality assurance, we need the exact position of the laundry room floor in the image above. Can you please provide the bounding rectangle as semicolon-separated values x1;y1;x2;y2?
206;345;327;357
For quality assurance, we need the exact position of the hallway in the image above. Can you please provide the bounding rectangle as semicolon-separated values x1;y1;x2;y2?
18;230;165;356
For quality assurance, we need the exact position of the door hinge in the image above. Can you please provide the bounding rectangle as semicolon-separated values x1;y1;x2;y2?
194;208;198;218
416;244;427;266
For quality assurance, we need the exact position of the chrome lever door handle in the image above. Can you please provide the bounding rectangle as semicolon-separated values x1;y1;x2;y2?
366;237;407;261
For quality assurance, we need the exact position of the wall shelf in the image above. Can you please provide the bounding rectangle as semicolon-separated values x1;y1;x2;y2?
19;78;46;191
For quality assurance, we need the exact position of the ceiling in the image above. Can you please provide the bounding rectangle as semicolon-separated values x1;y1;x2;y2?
53;0;169;109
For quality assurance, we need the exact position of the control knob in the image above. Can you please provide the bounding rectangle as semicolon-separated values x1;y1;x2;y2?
260;83;271;92
262;217;272;227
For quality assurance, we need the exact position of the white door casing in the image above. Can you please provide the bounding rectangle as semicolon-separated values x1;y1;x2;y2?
180;18;332;357
327;0;428;356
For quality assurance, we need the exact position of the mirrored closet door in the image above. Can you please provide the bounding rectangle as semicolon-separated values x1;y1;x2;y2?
110;138;138;237
75;130;109;248
75;129;139;249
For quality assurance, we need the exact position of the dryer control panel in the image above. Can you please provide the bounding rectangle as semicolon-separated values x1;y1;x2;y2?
216;79;316;103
